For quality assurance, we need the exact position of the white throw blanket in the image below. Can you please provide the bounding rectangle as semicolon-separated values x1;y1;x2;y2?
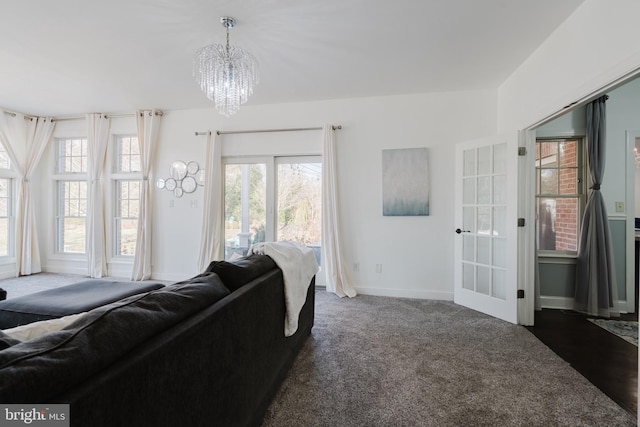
248;241;319;336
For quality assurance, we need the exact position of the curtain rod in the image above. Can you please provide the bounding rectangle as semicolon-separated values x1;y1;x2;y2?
194;125;342;136
2;109;36;119
52;111;164;122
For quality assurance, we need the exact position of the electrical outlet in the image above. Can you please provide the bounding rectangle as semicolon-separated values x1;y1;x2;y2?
615;201;624;212
375;264;382;274
353;262;359;272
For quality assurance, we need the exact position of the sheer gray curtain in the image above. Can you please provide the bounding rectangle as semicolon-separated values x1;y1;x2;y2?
574;95;619;317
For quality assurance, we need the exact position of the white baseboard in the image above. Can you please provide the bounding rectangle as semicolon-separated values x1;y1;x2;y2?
0;262;16;280
353;286;454;301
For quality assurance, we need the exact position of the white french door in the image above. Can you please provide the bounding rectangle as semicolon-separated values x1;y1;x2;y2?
454;133;519;324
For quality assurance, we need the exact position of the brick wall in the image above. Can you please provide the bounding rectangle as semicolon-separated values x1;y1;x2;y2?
555;141;578;251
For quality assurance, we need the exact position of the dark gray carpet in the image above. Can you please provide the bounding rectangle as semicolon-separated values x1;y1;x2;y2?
262;291;636;426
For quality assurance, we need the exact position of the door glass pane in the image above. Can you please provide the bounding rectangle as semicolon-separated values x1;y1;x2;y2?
463;235;475;261
477;266;491;295
463;149;476;176
224;163;266;260
463;178;475;204
493;175;506;204
493;268;506;300
477;207;491;235
493;143;506;173
463;263;475;290
477;236;490;265
477;176;491;204
493;238;506;268
478;146;491;175
492;206;506;237
463;207;476;233
277;162;322;266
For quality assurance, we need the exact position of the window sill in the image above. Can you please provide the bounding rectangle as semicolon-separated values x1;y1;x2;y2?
538;252;578;264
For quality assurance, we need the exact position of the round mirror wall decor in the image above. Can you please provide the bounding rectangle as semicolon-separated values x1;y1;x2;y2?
182;176;197;193
195;169;205;186
187;161;199;175
157;160;204;198
164;178;177;191
170;161;188;180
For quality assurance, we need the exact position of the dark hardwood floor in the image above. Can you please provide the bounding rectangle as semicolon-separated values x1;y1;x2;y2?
526;309;638;417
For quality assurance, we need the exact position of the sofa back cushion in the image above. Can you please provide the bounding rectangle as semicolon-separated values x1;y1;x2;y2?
204;254;277;291
0;275;230;403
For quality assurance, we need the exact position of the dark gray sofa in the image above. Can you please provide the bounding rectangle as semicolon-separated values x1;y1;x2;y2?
0;254;315;427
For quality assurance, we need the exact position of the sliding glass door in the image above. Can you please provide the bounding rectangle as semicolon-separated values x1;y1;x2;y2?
224;156;322;263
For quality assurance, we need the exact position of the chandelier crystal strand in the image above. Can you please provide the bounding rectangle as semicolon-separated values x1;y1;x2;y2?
193;17;259;117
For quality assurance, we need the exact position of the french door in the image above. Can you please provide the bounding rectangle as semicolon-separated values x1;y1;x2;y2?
454;133;519;323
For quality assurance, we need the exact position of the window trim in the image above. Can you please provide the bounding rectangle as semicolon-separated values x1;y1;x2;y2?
110;135;142;258
53;138;89;255
55;179;88;254
535;136;586;257
222;154;322;258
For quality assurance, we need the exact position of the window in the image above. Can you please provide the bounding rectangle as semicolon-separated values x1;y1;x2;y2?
276;160;322;263
113;136;141;256
535;138;585;253
54;138;88;254
224;156;322;264
0;144;13;257
57;138;87;173
57;180;87;253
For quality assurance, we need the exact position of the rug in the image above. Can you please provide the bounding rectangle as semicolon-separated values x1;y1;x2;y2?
588;318;638;346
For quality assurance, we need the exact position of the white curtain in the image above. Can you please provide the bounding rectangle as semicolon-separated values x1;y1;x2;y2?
322;124;357;297
0;113;55;276
197;131;224;272
131;110;163;280
86;113;111;278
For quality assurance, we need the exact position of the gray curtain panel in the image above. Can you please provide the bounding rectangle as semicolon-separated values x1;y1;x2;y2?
574;95;619;317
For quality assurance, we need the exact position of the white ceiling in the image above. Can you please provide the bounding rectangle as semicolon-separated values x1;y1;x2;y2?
0;0;585;117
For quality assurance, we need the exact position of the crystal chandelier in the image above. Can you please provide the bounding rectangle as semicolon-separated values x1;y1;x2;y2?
193;17;259;117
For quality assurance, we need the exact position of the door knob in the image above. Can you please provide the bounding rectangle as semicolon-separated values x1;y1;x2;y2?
455;228;470;234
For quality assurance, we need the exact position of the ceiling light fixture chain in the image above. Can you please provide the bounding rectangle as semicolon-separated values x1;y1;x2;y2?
193;15;259;117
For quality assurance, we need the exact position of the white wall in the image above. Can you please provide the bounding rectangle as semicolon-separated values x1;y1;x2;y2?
606;77;640;216
36;89;497;300
154;90;497;300
498;0;640;132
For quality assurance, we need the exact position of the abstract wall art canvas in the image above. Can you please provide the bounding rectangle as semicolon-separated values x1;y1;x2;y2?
382;147;429;216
